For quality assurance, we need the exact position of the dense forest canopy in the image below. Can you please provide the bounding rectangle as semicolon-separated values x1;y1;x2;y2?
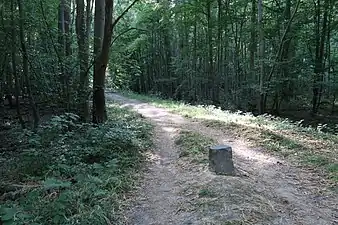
113;0;338;116
1;0;338;126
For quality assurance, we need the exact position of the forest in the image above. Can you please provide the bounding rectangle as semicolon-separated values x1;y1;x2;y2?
0;0;338;224
1;0;338;126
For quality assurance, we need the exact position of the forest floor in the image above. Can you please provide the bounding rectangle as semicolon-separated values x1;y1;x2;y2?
107;92;338;225
0;100;153;224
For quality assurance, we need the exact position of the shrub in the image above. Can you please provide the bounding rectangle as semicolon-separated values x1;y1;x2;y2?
0;106;152;225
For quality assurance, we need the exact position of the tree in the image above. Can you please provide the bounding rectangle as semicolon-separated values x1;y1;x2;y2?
1;0;338;128
11;0;24;128
108;0;338;119
18;0;40;129
92;0;140;123
258;0;264;114
76;0;91;121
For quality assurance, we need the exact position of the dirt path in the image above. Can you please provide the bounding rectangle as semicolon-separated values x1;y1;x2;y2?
107;93;338;225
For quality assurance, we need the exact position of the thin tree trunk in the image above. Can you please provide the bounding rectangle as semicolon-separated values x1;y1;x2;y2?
250;0;256;104
18;0;40;129
76;0;90;121
275;0;291;115
258;0;265;114
215;0;222;106
64;0;72;111
92;0;106;123
206;1;216;104
11;0;24;128
263;0;300;110
312;0;328;114
58;0;67;102
193;3;198;102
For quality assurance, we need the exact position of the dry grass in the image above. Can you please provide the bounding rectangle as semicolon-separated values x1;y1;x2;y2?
202;119;338;184
176;171;281;225
175;130;215;163
173;131;281;224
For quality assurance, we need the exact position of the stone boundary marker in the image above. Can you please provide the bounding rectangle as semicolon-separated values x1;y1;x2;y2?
209;145;235;175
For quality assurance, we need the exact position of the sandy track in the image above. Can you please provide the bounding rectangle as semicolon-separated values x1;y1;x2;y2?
107;93;337;225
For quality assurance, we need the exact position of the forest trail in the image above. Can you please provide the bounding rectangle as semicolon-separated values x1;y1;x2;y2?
106;93;338;225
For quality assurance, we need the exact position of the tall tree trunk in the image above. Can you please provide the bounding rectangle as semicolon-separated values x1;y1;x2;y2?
206;1;216;104
258;0;265;114
193;5;198;102
64;0;72;57
92;0;106;123
76;0;90;121
18;0;40;129
275;0;292;115
263;0;300;112
312;0;328;114
163;1;172;97
11;0;24;128
92;0;139;123
215;0;222;106
64;0;72;111
58;0;66;102
250;0;256;106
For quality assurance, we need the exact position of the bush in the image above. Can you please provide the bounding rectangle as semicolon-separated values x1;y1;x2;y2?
0;106;153;225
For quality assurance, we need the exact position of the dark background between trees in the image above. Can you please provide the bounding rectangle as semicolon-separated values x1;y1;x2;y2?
1;0;338;129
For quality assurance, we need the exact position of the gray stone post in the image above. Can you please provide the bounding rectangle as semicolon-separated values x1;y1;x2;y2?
209;145;235;175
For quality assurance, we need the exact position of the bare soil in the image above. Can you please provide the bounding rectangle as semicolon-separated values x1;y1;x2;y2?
107;93;338;225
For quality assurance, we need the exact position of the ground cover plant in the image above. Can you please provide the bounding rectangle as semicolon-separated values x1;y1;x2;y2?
0;103;153;225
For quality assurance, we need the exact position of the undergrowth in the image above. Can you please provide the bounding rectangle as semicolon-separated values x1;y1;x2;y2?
0;104;153;225
122;91;338;183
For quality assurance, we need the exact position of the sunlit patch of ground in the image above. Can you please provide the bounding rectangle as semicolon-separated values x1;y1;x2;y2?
174;131;280;224
109;92;338;225
173;125;336;225
201;119;338;184
123;91;338;184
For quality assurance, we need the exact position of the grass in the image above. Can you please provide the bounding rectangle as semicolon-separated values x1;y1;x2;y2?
0;103;153;225
122;91;338;183
175;130;215;163
184;178;278;225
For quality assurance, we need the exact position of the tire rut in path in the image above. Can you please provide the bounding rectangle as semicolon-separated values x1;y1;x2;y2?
107;93;338;225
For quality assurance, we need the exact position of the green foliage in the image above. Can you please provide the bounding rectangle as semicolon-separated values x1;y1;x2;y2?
110;0;338;121
0;105;153;225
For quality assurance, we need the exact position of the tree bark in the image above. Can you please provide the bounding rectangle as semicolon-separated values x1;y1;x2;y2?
215;0;222;106
76;0;90;121
92;0;140;123
258;0;265;114
312;0;329;114
18;0;40;129
92;0;106;123
11;0;24;128
58;0;66;101
64;0;72;111
250;0;256;89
